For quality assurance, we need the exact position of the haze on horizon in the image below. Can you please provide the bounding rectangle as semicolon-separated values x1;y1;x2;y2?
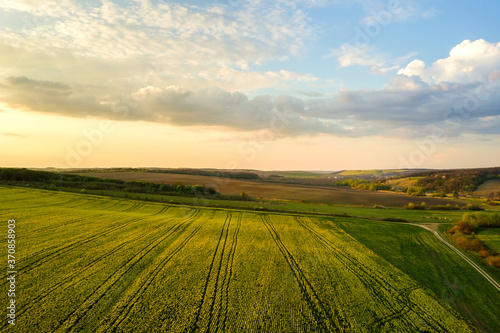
1;0;500;171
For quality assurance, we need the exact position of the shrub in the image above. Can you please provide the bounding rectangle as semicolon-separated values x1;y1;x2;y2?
479;250;492;258
380;217;408;222
486;255;500;268
452;234;484;252
429;204;462;211
403;202;426;210
463;212;500;228
462;203;484;211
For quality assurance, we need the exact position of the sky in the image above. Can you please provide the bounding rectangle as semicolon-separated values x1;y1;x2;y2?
1;0;500;171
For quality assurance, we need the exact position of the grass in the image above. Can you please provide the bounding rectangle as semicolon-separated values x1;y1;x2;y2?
0;187;488;332
476;228;500;253
28;185;469;223
335;219;500;333
5;183;489;225
76;171;465;208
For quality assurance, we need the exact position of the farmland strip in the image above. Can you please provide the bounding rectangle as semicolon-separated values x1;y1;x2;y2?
261;214;338;332
122;201;142;212
189;213;231;333
206;212;237;332
153;205;171;216
15;216;147;275
294;217;445;331
52;209;201;333
13;215;169;320
220;212;242;332
104;210;218;332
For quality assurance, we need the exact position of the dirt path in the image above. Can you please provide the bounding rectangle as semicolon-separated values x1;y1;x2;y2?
409;223;500;293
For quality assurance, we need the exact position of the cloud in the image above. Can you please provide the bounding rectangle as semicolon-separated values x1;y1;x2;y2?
2;132;27;138
354;0;437;23
330;44;415;75
7;76;70;91
0;0;313;66
0;0;321;94
296;91;324;97
398;39;500;84
3;76;110;118
4;70;499;139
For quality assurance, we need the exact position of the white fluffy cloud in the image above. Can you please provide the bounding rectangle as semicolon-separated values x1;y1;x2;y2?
398;39;500;84
0;0;312;64
0;0;325;96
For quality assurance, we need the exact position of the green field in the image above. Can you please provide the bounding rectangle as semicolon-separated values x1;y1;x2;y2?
74;186;468;222
1;187;499;332
77;171;464;207
476;228;500;253
336;220;500;332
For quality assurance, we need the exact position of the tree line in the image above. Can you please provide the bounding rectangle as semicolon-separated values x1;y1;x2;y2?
448;212;500;268
0;168;221;199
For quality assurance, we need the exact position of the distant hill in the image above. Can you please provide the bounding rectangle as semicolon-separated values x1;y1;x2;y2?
395;167;500;194
331;169;431;179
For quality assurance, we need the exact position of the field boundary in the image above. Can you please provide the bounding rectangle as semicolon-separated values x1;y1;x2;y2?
410;224;500;292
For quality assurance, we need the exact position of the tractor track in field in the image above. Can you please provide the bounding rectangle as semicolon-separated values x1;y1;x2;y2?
13;216;148;276
294;217;444;332
21;208;172;263
205;212;233;332
53;209;202;333
11;218;168;322
29;216;85;234
63;197;125;211
219;213;242;332
261;215;337;332
105;210;218;333
122;201;142;212
153;205;171;216
189;212;232;333
22;195;86;210
296;217;435;331
25;212;119;254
